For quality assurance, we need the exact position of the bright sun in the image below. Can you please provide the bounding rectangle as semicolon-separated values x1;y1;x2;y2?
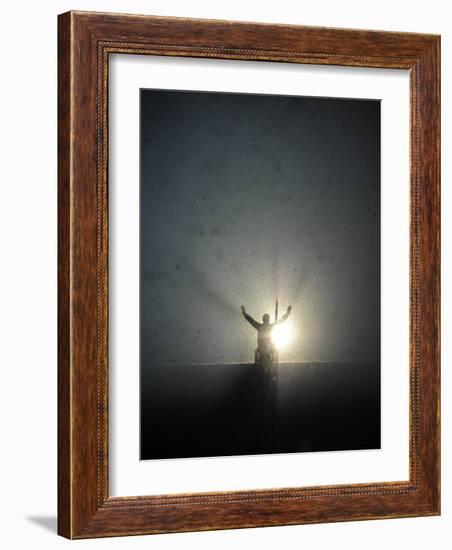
272;322;293;350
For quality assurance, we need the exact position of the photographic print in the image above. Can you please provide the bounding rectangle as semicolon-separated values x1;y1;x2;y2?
140;88;381;460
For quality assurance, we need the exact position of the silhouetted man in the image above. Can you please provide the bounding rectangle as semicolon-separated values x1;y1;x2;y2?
241;305;292;355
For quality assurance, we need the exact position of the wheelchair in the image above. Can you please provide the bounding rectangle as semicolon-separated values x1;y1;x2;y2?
254;343;279;370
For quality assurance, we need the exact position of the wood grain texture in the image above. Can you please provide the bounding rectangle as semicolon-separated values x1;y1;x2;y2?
57;10;72;539
57;10;440;539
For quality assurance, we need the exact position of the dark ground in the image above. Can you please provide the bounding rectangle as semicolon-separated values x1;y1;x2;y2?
140;362;380;460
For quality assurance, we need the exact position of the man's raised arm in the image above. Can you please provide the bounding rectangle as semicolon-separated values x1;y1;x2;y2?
275;305;292;325
241;306;261;329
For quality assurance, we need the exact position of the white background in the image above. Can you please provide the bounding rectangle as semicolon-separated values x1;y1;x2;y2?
0;0;449;548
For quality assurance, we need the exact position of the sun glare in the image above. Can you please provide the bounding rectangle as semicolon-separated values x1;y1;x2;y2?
272;322;293;350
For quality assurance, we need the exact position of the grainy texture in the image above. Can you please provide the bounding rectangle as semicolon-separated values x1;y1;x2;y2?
58;10;440;539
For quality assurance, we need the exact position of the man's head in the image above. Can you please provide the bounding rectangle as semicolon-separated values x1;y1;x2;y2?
262;313;270;324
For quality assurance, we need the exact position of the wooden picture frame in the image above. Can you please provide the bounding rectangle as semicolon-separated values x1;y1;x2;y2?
58;11;440;539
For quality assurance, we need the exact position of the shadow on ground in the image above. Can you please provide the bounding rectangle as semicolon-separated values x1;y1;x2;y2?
141;362;380;460
26;516;57;533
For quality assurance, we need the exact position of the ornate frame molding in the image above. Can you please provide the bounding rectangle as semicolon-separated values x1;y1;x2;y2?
58;11;440;538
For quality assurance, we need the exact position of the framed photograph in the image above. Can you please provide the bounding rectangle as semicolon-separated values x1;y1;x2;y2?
58;11;440;538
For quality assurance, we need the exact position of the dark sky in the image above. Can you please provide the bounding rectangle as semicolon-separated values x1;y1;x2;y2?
140;89;380;366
